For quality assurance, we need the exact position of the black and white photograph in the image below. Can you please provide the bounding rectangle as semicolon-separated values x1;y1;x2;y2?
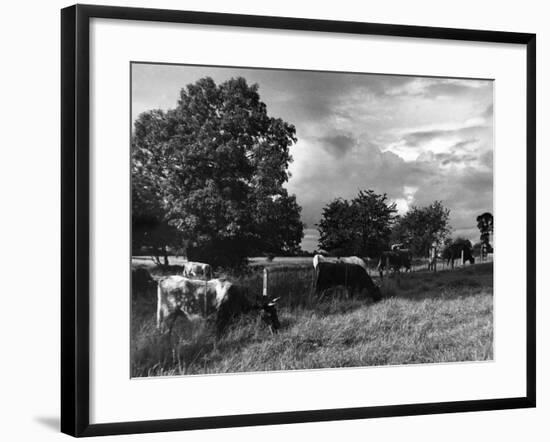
131;63;494;377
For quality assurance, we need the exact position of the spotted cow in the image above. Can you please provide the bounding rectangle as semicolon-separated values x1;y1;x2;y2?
156;276;280;336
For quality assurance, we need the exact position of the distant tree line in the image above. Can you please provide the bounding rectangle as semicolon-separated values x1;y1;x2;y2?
316;189;492;259
317;190;451;258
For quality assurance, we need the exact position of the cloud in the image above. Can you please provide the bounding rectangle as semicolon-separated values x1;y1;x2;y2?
301;228;320;252
316;134;356;156
289;136;427;226
385;78;491;98
434;152;478;166
394;186;418;214
451;138;479;150
288;132;492;245
403;126;486;148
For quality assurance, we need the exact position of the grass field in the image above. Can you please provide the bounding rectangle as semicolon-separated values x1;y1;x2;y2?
131;260;493;377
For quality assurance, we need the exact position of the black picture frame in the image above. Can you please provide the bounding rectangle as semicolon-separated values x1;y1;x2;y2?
61;4;536;437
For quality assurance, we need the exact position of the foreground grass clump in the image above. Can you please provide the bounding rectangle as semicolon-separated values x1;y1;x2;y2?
131;262;493;377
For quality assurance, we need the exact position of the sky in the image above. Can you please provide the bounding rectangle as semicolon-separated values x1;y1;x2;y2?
132;63;493;252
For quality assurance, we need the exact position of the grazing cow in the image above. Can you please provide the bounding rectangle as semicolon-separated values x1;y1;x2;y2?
377;250;412;277
156;276;280;335
443;243;475;269
182;261;212;279
314;262;382;301
313;255;368;273
131;268;156;300
313;254;339;273
339;256;368;272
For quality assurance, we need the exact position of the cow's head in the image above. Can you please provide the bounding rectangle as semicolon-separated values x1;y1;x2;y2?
259;297;281;332
371;285;383;302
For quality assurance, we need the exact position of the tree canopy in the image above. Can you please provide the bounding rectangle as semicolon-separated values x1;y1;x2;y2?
132;77;304;267
476;212;494;246
391;201;451;256
317;190;397;258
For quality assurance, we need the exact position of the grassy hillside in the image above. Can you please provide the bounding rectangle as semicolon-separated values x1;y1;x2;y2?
131;262;493;377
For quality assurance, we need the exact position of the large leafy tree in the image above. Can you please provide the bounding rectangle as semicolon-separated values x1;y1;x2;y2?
317;190;397;258
391;201;451;257
132;77;303;267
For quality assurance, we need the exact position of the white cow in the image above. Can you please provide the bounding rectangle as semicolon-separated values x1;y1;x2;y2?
339;256;368;273
182;261;212;279
312;254;324;270
313;254;368;274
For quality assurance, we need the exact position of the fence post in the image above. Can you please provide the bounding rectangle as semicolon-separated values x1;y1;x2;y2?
204;278;208;316
263;267;268;298
461;249;464;266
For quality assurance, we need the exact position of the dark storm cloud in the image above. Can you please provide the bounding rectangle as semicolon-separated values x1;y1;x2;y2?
317;134;356;156
259;72;417;135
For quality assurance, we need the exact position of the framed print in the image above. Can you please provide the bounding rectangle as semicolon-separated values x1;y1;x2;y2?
61;4;536;437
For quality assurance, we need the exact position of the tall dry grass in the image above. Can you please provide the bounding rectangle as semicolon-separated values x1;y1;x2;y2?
131;262;493;377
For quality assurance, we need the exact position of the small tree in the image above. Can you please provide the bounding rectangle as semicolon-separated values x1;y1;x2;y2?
476;212;494;247
317;190;397;258
391;201;451;257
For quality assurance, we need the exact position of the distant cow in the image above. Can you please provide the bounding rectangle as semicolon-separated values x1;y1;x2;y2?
377;250;412;277
132;268;156;300
182;261;212;279
314;262;382;301
156;276;280;335
443;243;475;269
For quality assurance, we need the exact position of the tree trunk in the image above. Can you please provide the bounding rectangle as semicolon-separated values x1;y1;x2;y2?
163;245;169;267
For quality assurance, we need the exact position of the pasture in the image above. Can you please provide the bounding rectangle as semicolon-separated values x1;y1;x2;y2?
131;259;493;377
